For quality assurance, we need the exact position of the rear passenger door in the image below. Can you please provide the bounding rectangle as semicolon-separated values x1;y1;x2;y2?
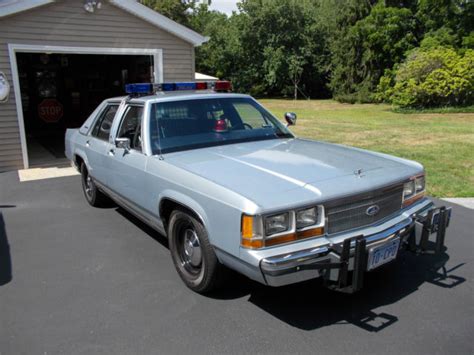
106;105;149;211
87;103;119;185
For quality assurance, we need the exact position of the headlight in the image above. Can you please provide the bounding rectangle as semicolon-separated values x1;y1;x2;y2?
265;212;290;236
415;175;425;193
403;174;426;207
241;206;325;249
403;180;415;199
296;207;318;229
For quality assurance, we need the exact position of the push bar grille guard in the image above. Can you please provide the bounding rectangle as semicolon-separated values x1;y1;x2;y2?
260;205;451;293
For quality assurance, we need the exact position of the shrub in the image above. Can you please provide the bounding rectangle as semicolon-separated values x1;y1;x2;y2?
377;47;474;108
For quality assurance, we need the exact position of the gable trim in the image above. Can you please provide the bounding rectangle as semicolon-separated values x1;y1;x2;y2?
0;0;209;47
110;0;208;46
0;0;53;18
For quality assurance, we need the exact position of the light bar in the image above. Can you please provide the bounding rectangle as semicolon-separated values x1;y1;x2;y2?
124;81;232;95
125;83;153;95
175;82;196;90
196;82;208;90
214;80;232;92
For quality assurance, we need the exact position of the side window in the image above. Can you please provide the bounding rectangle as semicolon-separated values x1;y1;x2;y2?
233;102;269;129
117;106;144;151
91;104;119;140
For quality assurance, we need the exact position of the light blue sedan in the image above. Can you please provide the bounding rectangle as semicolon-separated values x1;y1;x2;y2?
65;82;451;293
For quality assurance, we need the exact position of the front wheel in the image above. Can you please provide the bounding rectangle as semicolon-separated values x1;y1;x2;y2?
80;163;108;207
168;209;223;293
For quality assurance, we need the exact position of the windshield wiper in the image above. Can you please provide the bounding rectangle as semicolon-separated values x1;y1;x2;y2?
275;132;293;138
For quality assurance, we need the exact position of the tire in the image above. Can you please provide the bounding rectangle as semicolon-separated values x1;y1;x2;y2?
168;209;223;293
80;163;108;207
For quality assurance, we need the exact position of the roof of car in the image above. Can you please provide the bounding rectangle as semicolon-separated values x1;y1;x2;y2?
105;92;251;105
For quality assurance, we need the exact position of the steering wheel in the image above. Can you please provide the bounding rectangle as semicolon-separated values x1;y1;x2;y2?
235;123;253;130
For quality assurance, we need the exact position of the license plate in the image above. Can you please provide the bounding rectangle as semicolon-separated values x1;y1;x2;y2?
367;238;400;271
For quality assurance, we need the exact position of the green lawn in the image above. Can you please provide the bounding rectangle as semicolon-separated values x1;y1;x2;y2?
259;99;474;197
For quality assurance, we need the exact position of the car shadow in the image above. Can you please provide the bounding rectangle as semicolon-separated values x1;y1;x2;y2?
0;211;12;286
115;207;168;249
210;244;465;332
115;208;465;332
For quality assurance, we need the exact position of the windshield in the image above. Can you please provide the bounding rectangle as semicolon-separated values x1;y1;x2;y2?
149;97;294;154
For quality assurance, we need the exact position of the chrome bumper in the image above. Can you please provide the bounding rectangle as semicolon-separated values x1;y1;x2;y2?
259;202;451;290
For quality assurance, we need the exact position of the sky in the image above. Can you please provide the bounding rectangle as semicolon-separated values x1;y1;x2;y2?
208;0;239;15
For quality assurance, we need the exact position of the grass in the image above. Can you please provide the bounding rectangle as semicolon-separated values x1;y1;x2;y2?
259;99;474;197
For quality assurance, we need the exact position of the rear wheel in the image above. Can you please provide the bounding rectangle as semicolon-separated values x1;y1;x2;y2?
168;209;223;293
80;163;108;207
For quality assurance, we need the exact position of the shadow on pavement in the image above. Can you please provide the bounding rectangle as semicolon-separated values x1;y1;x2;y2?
210;245;465;332
115;207;168;249
0;211;12;286
115;203;466;333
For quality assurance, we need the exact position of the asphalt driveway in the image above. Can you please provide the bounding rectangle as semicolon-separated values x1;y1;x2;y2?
0;171;473;354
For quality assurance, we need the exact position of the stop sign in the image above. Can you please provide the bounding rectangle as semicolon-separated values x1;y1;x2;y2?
38;99;63;123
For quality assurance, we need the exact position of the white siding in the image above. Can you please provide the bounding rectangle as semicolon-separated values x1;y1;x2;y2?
0;0;195;171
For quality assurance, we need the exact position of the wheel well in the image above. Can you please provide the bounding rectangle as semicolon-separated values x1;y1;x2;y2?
159;199;203;231
74;155;84;170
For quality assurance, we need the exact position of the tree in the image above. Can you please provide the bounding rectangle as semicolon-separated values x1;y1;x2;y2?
288;55;306;100
139;0;198;27
139;0;474;104
229;0;329;97
329;2;418;102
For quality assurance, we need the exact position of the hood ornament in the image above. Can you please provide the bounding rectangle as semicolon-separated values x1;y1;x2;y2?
354;168;364;178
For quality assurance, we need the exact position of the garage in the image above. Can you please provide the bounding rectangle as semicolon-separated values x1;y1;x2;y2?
16;51;154;167
0;0;207;172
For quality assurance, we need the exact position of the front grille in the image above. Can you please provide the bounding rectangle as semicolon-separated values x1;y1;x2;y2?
326;185;403;235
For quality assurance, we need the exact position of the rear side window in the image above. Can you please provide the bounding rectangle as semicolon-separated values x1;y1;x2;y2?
91;104;119;140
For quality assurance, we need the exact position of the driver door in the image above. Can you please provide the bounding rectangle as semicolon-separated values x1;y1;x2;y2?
106;104;148;210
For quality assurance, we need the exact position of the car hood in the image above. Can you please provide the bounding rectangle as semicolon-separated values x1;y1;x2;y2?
164;138;423;211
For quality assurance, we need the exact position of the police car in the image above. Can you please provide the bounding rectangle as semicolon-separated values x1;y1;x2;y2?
65;81;451;294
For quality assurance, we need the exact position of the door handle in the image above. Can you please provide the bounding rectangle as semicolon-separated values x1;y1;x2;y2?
108;149;115;156
86;140;90;147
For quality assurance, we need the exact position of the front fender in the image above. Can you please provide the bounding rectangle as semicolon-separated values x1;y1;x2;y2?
158;189;211;236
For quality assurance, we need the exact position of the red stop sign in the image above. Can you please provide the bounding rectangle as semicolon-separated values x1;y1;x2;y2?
38;99;63;123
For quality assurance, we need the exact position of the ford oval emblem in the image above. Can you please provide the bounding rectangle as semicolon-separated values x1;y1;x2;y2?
366;205;380;216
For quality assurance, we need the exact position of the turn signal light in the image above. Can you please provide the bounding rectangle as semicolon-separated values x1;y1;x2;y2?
241;215;263;248
296;227;325;239
241;214;324;249
403;191;425;207
241;238;264;248
264;228;325;247
241;215;254;239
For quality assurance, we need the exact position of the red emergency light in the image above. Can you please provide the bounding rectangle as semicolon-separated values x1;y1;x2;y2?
214;80;232;92
195;82;208;90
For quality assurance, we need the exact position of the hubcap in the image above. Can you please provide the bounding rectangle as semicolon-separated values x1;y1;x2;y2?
182;228;202;268
84;174;93;198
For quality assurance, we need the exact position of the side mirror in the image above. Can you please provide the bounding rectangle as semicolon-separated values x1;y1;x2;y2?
284;112;297;126
115;137;131;151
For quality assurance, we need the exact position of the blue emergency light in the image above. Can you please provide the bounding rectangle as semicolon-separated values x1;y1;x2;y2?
125;83;153;94
125;81;232;95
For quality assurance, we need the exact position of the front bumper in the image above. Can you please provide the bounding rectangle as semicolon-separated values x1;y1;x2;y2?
259;201;451;291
